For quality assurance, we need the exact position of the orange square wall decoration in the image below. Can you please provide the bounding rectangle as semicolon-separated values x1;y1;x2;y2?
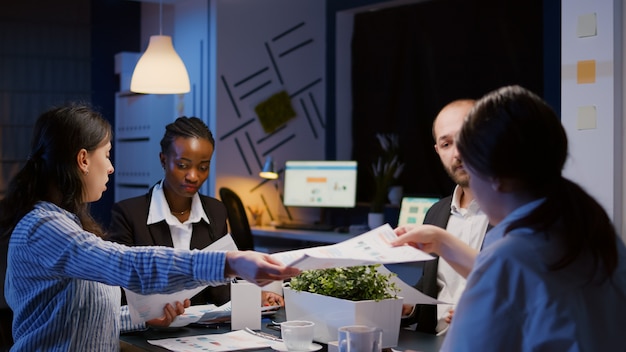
577;60;596;84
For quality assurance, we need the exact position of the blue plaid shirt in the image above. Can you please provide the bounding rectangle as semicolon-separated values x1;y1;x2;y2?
6;201;229;351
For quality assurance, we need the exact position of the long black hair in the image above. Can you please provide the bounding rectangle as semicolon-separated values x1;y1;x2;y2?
457;85;618;278
0;103;112;240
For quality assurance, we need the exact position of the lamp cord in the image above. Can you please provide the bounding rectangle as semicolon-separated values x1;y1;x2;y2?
159;0;163;35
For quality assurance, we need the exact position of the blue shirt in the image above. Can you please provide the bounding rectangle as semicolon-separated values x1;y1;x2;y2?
442;200;626;351
6;201;230;351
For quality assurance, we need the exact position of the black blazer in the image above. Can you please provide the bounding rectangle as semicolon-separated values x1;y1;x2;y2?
403;195;453;334
405;195;491;334
106;186;230;306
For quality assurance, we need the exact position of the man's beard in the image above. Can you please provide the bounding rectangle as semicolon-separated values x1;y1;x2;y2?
446;164;469;188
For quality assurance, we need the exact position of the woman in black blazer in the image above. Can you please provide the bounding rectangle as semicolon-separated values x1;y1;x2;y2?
106;117;283;309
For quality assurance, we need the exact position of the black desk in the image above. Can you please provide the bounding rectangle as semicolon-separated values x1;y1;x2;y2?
120;309;444;352
251;226;357;244
250;226;360;255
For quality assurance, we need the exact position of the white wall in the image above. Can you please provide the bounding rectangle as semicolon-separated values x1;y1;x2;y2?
561;0;624;241
115;0;326;226
210;0;326;225
173;0;212;194
121;1;626;238
114;0;211;202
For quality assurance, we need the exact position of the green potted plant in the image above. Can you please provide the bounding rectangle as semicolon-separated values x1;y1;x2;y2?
284;265;403;347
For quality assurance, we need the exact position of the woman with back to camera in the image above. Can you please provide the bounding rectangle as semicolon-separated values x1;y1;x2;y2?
0;103;299;350
393;85;626;351
106;116;283;309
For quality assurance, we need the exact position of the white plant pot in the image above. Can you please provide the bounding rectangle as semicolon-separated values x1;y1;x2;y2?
283;287;402;348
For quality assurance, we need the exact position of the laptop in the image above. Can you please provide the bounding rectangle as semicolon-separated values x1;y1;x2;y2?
397;196;440;226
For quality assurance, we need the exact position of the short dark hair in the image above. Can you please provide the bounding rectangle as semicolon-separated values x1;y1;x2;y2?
160;116;215;155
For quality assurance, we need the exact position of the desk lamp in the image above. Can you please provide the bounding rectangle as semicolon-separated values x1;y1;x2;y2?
259;156;278;180
258;156;293;225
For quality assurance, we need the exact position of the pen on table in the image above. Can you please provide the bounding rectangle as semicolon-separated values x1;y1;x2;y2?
190;323;220;329
266;321;281;331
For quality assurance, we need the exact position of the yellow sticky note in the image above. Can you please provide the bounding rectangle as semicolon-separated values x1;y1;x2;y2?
577;60;596;84
577;106;597;130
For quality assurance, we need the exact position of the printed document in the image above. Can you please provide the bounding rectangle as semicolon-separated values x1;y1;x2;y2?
148;329;272;351
378;265;449;305
271;224;434;270
125;225;437;323
124;234;237;324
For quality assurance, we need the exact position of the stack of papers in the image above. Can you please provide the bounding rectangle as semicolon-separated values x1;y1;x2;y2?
125;224;440;324
167;302;279;328
124;235;239;324
166;303;225;328
148;329;273;351
270;223;434;270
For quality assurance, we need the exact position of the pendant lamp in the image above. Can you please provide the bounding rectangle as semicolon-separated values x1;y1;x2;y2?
130;1;190;94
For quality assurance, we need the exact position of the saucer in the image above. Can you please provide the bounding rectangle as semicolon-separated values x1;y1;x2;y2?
270;342;322;352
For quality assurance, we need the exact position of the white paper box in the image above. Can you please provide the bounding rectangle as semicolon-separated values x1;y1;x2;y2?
231;280;261;330
283;287;402;348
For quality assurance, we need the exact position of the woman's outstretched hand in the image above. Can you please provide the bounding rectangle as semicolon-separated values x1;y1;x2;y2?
145;299;191;328
225;251;300;286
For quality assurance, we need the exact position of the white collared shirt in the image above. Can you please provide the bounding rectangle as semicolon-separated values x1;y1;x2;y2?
435;185;489;334
146;180;210;249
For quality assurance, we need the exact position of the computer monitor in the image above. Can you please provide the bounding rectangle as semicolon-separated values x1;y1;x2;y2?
397;196;440;226
282;160;358;208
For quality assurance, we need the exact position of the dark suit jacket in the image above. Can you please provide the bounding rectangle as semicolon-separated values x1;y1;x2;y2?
106;186;231;306
405;195;491;334
403;195;453;334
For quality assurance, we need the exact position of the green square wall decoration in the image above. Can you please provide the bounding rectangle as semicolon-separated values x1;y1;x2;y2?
254;90;297;133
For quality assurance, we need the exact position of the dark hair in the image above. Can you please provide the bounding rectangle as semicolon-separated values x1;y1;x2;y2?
0;103;112;240
160;116;215;155
457;85;618;278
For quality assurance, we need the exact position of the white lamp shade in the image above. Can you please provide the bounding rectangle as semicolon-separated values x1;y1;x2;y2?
130;35;190;94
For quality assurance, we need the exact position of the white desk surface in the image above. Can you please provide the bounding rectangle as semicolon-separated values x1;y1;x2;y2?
251;226;358;244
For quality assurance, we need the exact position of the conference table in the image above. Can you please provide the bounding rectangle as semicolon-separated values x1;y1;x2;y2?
119;308;444;352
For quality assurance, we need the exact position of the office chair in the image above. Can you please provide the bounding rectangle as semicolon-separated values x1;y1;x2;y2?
218;187;255;251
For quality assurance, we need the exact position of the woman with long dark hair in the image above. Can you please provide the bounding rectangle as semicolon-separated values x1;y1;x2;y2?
0;104;299;350
393;86;626;351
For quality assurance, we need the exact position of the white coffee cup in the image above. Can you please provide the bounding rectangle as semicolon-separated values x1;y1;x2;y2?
281;320;315;351
338;325;382;352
